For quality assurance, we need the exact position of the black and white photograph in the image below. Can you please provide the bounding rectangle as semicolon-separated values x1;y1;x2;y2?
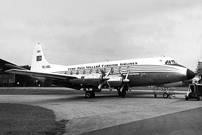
0;0;202;134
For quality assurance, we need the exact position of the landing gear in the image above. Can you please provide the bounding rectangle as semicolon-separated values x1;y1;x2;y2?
85;91;95;98
163;93;169;98
83;88;95;98
117;91;126;97
185;96;189;100
121;91;126;98
117;85;128;98
118;91;122;96
197;96;202;101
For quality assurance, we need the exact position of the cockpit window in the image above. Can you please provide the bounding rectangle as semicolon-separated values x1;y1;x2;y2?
165;60;177;65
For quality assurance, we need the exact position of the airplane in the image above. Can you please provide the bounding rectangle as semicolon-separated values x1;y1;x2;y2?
154;59;202;98
5;43;195;98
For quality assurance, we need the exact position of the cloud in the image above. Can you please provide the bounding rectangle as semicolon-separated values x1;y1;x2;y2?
0;0;202;70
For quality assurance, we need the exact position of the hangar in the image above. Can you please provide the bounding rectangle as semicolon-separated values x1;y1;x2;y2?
0;59;33;87
0;59;16;86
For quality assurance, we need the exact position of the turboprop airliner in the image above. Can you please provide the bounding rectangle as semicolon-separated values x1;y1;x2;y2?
6;43;195;98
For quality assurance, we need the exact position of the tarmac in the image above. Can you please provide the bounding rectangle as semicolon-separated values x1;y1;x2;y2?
0;87;202;135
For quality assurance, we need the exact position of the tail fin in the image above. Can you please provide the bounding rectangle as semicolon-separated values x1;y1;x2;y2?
31;43;51;72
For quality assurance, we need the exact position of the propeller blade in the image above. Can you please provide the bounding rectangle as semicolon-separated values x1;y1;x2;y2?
99;69;106;76
98;68;111;90
98;83;103;90
125;71;129;79
106;68;111;76
106;81;112;91
120;83;125;92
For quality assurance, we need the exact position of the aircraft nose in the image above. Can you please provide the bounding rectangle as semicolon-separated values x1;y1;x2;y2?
187;69;195;80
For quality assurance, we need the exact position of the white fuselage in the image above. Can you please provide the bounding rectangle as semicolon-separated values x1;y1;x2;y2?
37;57;188;87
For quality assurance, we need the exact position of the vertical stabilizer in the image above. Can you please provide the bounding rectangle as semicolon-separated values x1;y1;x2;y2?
31;43;50;72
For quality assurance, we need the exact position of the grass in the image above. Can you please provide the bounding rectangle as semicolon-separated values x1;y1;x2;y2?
0;103;68;135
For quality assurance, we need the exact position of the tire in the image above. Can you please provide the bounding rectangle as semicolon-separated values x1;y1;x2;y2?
185;96;189;100
122;91;126;98
197;96;201;101
85;92;91;98
118;91;122;97
121;84;128;98
163;93;169;98
91;91;95;98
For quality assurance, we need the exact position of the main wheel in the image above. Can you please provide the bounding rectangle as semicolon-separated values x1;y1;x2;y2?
163;93;169;98
85;91;95;98
122;91;126;98
91;91;95;98
120;84;128;98
185;96;189;100
197;96;202;101
118;91;122;96
85;92;91;98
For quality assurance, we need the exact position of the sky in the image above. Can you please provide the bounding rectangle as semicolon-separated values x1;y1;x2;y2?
0;0;202;71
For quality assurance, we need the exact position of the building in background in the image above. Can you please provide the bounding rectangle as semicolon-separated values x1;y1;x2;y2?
0;59;39;87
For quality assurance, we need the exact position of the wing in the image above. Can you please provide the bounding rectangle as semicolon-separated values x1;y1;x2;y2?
5;69;78;80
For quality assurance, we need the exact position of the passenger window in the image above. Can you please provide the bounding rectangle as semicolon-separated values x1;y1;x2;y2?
118;67;121;73
103;68;106;73
89;69;92;74
127;66;130;72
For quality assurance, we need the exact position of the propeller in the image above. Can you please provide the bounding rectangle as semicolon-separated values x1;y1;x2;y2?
120;71;130;92
98;68;111;90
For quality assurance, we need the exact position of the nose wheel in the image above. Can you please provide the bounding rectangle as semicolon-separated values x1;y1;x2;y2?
153;87;173;98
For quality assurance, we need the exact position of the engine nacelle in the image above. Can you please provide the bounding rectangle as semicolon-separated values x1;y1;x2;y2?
107;75;123;87
70;74;102;86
